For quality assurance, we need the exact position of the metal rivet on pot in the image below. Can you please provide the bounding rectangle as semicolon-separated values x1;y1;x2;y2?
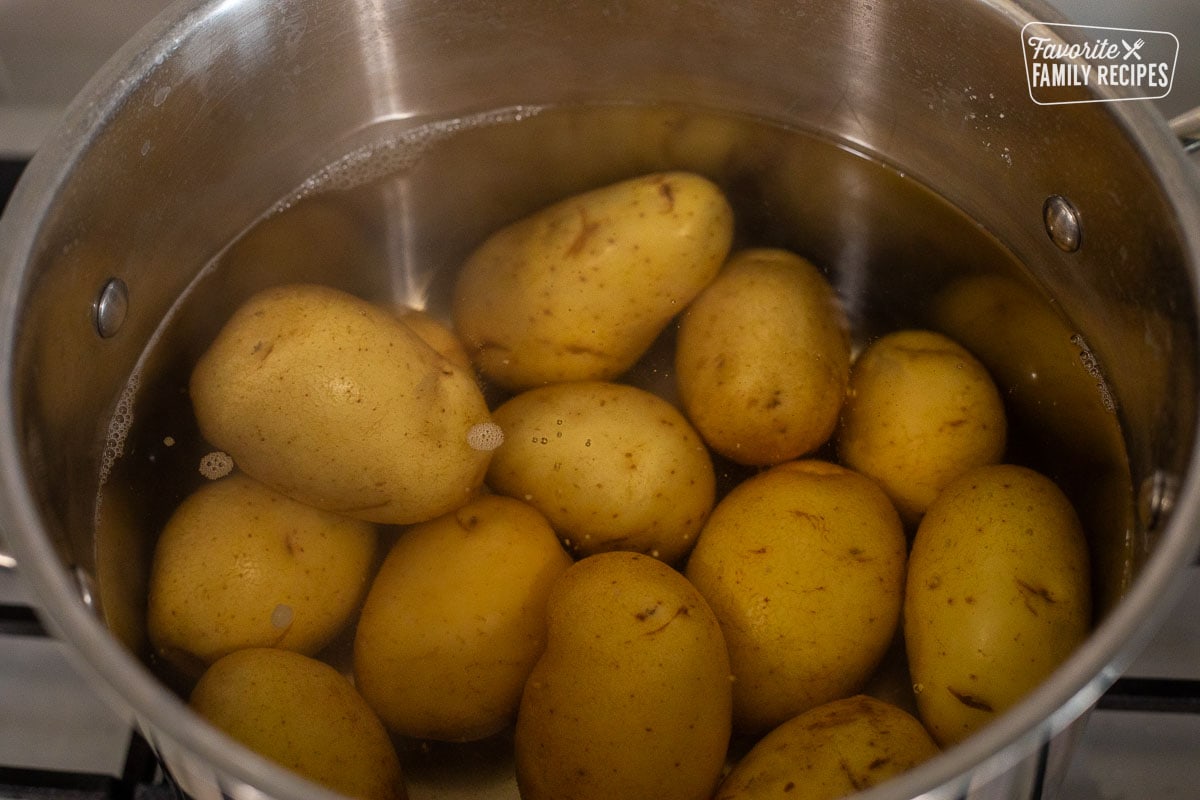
1043;195;1082;253
1137;470;1178;533
94;278;129;338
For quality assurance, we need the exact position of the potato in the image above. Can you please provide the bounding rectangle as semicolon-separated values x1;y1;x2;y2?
714;695;939;800
515;552;732;800
904;463;1091;747
190;648;406;800
933;274;1132;614
146;472;376;677
190;283;493;525
486;381;715;563
685;460;906;734
397;307;472;370
353;495;573;741
675;248;851;465
837;329;1007;523
452;171;733;391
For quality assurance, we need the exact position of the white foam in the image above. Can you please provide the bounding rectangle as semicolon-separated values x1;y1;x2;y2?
1070;333;1117;413
280;106;544;210
467;422;505;452
198;451;235;479
98;369;141;488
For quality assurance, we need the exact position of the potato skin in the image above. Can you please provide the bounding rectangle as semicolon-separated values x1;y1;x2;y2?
837;329;1006;523
353;495;573;741
515;552;732;800
714;695;939;800
191;648;406;800
397;307;472;370
146;473;376;677
452;171;733;391
190;284;493;525
685;460;906;734
904;463;1091;747
675;248;851;466
487;381;715;563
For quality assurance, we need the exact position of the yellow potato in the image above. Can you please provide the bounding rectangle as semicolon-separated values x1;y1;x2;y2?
932;273;1133;614
714;695;939;800
675;248;851;465
396;307;472;370
146;473;376;678
904;463;1091;747
486;381;716;563
515;552;732;800
837;329;1007;523
190;283;493;525
452;171;733;391
353;495;573;741
190;648;406;800
685;460;906;734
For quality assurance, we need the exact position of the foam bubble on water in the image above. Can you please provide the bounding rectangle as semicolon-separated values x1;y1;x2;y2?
98;369;142;488
467;422;505;452
281;105;545;210
1070;333;1117;413
199;451;235;479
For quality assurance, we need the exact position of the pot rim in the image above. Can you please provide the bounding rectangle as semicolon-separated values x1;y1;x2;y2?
3;1;1200;799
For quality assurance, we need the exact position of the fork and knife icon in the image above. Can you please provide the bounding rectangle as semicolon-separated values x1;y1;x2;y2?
1121;38;1146;61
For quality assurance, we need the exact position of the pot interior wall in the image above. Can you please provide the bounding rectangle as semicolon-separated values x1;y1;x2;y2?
5;0;1198;797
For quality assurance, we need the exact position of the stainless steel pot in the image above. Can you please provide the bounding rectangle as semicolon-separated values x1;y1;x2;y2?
2;1;1200;799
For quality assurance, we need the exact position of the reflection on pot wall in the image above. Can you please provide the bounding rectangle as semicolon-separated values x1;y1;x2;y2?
2;2;1200;800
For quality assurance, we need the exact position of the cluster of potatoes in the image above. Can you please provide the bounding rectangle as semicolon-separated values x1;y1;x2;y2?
145;171;1093;800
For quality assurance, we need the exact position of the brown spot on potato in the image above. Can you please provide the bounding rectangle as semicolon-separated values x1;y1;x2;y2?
1015;579;1056;614
640;604;690;635
658;179;676;210
564;206;601;257
250;340;273;360
948;687;994;712
840;758;869;791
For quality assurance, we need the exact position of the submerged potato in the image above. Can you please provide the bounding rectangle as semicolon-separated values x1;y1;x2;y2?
487;381;715;563
146;473;376;677
354;495;573;741
685;460;906;733
515;552;732;800
190;284;493;525
452;171;733;391
905;464;1091;747
191;648;406;800
676;248;851;465
715;695;939;800
838;329;1007;523
397;307;472;370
